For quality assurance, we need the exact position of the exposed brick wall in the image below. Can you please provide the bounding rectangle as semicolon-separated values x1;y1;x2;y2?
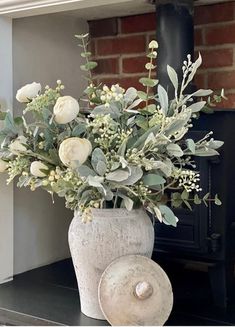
89;2;235;109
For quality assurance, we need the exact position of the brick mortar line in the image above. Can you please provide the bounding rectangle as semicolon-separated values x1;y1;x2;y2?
94;52;148;59
94;72;146;78
93;54;123;60
117;17;121;35
195;44;235;50
233;46;235;66
223;89;235;93
195;20;235;29
199;66;235;73
119;54;123;75
90;31;156;41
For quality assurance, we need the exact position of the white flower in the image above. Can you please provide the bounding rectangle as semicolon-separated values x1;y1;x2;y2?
59;137;92;168
0;159;7;173
9;136;27;155
30;161;48;177
16;82;41;103
53;96;79;124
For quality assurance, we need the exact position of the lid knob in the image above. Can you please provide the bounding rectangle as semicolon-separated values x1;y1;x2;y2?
134;281;153;300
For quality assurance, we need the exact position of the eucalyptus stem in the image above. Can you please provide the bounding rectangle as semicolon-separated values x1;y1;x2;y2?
81;36;92;81
145;48;154;108
113;191;119;208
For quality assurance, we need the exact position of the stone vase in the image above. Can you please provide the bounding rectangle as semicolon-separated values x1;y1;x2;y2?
68;208;155;320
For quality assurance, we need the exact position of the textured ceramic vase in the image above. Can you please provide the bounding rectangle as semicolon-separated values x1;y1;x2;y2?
68;208;155;320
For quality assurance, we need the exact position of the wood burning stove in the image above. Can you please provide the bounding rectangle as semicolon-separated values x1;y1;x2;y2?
152;0;235;308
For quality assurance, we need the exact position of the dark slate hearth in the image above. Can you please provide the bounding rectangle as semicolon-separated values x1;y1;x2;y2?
0;259;235;326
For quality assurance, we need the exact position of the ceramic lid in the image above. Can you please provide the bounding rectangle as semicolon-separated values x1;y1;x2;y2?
98;254;173;326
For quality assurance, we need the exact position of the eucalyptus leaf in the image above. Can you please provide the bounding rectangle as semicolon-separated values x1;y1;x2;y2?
126;99;142;111
118;193;134;211
77;165;96;177
207;140;224;150
159;205;178;227
4;112;16;134
106;169;129;182
186;139;196;154
0;111;7;120
190;89;213;97
181;190;189;200
194;194;202;205
215;194;222;206
96;161;107;176
152;159;173;177
137;91;148;100
167;65;178;92
195;148;219;157
91;103;121;119
124;87;137;104
143;174;166;186
187;101;206;113
139;77;158;87
153;206;163;222
144;132;156;145
117;139;127;156
183;200;192;210
158;84;168;116
72;124;86;137
81;52;92;58
172;192;183;208
49;149;60;165
87;175;104;188
91;148;106;175
122;166;143;185
187;53;202;84
135;116;149;130
166;143;184;157
131;125;160;149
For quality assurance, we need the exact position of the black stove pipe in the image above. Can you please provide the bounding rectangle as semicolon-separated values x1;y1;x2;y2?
155;0;195;96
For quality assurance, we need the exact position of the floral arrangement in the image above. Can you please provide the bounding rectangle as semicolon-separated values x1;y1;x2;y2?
0;34;225;225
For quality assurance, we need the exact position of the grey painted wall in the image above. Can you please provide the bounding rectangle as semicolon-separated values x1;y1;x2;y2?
12;13;88;274
0;17;14;283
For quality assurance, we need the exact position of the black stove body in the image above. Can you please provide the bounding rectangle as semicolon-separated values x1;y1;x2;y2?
153;0;235;308
154;111;235;308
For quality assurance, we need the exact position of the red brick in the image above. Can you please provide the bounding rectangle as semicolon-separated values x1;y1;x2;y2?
199;48;233;69
148;34;157;44
194;73;206;89
217;93;235;109
208;71;235;90
122;56;147;74
97;35;146;56
121;13;156;34
93;58;119;75
195;2;234;25
194;28;203;46
205;23;235;45
88;18;118;37
88;39;96;56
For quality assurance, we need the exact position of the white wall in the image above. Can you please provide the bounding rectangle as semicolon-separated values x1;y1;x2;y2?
12;13;88;274
0;17;14;283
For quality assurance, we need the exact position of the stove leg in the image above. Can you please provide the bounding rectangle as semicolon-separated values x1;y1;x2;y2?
208;262;235;308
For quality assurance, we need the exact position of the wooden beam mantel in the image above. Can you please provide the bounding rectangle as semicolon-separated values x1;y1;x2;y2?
0;0;153;18
0;0;233;19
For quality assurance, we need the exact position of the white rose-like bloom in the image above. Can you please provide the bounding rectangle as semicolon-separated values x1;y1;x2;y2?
9;136;27;155
53;96;79;124
30;161;48;177
0;159;7;173
59;137;92;168
16;82;41;103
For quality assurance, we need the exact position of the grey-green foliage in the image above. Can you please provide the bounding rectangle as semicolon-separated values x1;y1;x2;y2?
0;38;225;226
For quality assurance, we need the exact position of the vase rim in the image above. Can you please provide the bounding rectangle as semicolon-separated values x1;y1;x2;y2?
74;207;147;218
